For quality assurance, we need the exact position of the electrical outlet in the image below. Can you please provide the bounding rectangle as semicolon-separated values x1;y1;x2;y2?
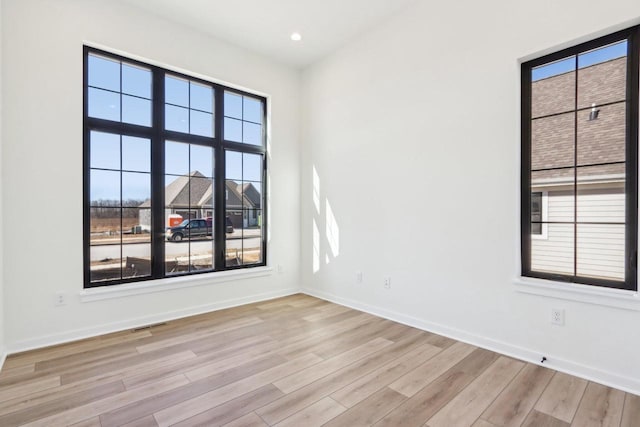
384;277;391;289
356;271;363;283
54;292;67;307
277;264;284;274
551;308;564;325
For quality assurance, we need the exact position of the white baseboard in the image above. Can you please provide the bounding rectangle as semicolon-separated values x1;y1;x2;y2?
302;287;640;396
0;348;7;373
7;288;299;355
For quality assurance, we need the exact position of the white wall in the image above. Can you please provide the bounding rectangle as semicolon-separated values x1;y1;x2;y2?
0;0;5;366
301;0;640;393
2;0;301;351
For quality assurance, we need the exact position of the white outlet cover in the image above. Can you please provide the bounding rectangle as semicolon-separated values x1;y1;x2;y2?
551;308;565;325
54;292;67;306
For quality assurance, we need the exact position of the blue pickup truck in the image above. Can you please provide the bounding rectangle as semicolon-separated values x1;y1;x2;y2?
166;217;234;242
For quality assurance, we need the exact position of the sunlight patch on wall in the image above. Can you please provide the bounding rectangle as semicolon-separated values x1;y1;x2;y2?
313;219;320;273
313;166;320;214
326;199;340;258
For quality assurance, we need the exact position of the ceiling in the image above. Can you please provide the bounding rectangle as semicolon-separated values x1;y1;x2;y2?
118;0;417;68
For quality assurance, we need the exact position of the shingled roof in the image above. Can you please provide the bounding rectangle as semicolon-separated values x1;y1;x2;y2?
139;171;261;209
531;57;626;185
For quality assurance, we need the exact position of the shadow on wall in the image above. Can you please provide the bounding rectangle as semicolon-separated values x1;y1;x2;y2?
312;165;340;274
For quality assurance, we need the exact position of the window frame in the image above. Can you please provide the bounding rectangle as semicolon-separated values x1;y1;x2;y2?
83;46;268;289
520;26;640;291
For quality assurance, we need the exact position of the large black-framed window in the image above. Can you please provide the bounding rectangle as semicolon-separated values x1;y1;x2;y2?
84;46;267;288
521;26;639;291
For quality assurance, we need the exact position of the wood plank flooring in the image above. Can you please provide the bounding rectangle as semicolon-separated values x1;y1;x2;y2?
0;294;637;427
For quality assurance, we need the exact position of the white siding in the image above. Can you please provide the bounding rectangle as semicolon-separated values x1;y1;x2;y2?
531;186;625;281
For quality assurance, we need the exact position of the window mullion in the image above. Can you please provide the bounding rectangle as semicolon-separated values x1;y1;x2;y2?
214;87;226;269
573;54;578;281
625;28;639;290
151;67;166;279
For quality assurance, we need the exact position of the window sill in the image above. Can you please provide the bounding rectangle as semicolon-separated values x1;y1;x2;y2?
514;276;640;311
80;266;273;302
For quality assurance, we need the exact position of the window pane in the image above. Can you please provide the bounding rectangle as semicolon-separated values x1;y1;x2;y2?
243;97;263;123
577;224;625;281
577;164;625;223
226;150;242;180
531;58;575;119
191;145;214;178
531;192;542;235
122;136;150;173
122;95;151;127
531;222;542;235
123;243;152;279
224;117;242;142
226;180;243;210
89;207;121;246
122;208;150;243
190;245;214;271
122;172;150;204
90;245;121;283
190;82;213;113
242;210;263;265
190;176;213;214
242;181;262;209
165;141;189;176
139;205;152;234
185;216;214;272
122;64;151;99
531;223;575;275
88;54;120;92
91;169;120;205
532;169;574;222
190;110;213;137
531;112;575;170
243;122;262;146
577;103;625;166
166;241;190;274
89;206;121;282
90;131;120;170
578;47;627;109
578;40;627;68
198;188;214;221
165;105;189;133
224;91;242;119
165;75;189;107
225;210;243;266
165;174;189;209
532;56;575;81
88;88;120;122
243;153;262;182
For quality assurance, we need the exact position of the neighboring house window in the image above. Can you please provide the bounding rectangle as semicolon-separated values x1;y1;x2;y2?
521;26;639;290
531;192;543;235
84;47;267;288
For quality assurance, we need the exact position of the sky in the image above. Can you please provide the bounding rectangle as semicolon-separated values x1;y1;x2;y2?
531;40;627;81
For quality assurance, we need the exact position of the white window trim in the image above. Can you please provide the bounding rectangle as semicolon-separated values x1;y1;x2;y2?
513;275;640;311
531;190;548;240
80;266;273;302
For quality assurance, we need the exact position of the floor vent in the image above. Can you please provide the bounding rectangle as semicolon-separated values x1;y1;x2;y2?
133;322;167;332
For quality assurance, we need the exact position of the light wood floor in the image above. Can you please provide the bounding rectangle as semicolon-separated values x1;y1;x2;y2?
0;294;638;427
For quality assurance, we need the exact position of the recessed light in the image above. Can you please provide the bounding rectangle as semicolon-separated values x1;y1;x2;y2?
290;32;302;42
